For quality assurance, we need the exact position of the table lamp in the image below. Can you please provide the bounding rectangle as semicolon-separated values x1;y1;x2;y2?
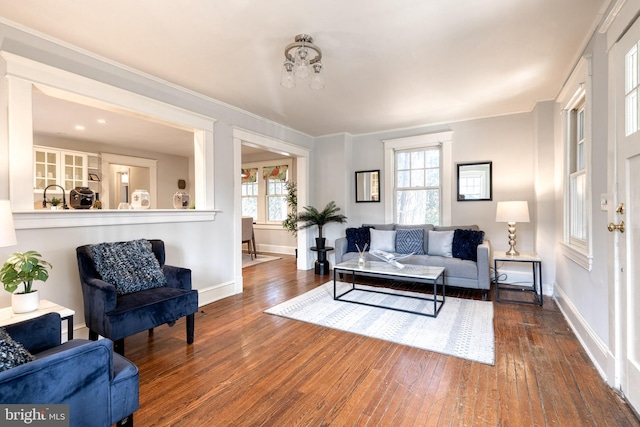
0;200;17;248
496;201;529;256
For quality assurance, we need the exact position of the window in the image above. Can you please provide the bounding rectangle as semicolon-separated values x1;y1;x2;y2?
569;103;587;244
394;147;441;225
241;161;291;223
241;168;258;218
264;165;289;222
558;56;591;270
626;42;639;135
383;132;453;226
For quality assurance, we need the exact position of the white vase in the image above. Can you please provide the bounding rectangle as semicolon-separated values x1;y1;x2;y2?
12;290;40;314
131;189;150;209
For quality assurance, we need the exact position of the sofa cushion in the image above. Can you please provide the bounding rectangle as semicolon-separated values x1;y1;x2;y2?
395;228;425;254
90;239;167;295
0;327;35;372
427;230;454;257
452;229;485;262
396;224;435;253
345;226;373;252
369;229;397;252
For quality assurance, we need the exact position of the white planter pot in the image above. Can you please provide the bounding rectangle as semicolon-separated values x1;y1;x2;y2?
12;290;40;314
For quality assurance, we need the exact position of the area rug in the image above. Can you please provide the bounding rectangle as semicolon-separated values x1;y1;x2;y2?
242;254;281;268
265;281;495;365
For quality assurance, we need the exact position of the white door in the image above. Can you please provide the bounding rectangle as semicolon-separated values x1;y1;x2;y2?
613;16;640;414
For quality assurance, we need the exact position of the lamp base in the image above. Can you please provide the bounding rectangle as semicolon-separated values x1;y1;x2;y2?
505;222;520;257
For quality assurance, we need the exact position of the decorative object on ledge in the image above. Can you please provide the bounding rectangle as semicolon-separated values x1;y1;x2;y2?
495;201;530;256
280;34;324;90
70;187;95;209
457;161;492;201
131;189;150;209
173;191;190;209
355;170;380;202
1;250;52;314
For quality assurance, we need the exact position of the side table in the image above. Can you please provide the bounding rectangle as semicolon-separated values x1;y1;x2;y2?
310;246;334;275
493;251;543;306
0;299;75;340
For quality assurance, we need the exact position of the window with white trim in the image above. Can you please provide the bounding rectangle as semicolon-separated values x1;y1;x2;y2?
558;56;592;270
241;161;291;223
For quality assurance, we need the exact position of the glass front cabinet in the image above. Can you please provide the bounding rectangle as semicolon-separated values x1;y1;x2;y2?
34;146;88;193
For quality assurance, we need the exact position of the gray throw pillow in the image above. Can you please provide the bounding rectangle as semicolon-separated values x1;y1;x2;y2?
90;239;167;295
369;229;397;252
427;230;454;257
0;327;35;372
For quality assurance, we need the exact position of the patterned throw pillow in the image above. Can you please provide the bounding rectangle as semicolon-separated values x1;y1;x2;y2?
345;226;373;252
0;328;35;372
90;239;167;295
452;229;485;261
395;228;425;254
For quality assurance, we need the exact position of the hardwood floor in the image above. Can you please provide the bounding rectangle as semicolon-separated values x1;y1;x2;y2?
124;256;640;426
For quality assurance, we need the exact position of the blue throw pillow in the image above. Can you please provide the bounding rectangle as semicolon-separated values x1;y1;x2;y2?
345;226;372;252
90;239;167;295
395;228;425;254
0;328;35;372
452;229;485;261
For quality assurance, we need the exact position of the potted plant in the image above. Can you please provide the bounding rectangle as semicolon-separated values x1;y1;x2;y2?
282;181;298;237
48;197;62;210
297;201;347;249
0;251;52;313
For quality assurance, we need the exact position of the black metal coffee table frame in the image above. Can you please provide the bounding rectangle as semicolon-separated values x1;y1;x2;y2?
333;260;446;318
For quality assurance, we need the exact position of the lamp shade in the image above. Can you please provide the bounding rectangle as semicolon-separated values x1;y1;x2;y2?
496;201;530;223
0;200;17;248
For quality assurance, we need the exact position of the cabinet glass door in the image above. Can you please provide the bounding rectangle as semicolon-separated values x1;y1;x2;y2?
64;153;85;191
34;149;58;190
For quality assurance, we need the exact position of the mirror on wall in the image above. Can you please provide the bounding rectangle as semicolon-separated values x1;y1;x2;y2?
355;170;380;203
457;162;492;201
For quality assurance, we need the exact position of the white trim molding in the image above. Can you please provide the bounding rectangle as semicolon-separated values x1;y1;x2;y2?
382;131;453;225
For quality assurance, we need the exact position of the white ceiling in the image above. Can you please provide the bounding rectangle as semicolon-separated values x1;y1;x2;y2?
0;0;609;138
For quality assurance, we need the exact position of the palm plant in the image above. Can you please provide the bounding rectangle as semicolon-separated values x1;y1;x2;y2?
297;201;347;243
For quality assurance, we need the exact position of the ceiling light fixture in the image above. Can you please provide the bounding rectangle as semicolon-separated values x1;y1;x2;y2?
280;34;324;90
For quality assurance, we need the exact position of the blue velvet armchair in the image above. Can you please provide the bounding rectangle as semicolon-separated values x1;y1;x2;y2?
0;313;139;427
76;239;198;356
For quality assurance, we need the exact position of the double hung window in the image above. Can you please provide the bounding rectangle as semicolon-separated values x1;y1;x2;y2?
394;147;441;225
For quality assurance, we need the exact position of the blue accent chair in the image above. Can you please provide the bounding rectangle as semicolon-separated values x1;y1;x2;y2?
0;313;139;427
76;239;198;356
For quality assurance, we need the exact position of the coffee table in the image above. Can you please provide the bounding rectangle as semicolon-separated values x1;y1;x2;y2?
333;260;446;317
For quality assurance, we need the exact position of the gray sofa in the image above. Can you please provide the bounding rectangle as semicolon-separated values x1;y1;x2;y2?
334;223;491;298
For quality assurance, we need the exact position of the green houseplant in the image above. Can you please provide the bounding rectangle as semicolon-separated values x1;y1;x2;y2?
297;201;347;248
282;181;298;237
1;251;52;313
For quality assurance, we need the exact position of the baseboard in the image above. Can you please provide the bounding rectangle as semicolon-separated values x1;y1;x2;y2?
554;283;612;384
256;244;295;255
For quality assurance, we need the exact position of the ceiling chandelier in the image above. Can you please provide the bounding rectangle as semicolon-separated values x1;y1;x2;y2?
280;34;324;90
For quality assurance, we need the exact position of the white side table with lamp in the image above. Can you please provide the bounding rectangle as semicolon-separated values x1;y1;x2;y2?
494;201;543;306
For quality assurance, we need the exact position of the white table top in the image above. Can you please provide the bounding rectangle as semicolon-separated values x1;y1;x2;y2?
335;259;445;280
493;250;541;262
0;299;75;327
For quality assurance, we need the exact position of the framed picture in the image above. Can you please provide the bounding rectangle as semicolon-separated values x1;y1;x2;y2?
88;173;101;182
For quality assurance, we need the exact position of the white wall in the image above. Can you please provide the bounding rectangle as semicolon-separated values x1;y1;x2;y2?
0;21;314;335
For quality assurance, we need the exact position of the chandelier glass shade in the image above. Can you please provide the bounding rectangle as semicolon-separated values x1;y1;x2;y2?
280;34;324;89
